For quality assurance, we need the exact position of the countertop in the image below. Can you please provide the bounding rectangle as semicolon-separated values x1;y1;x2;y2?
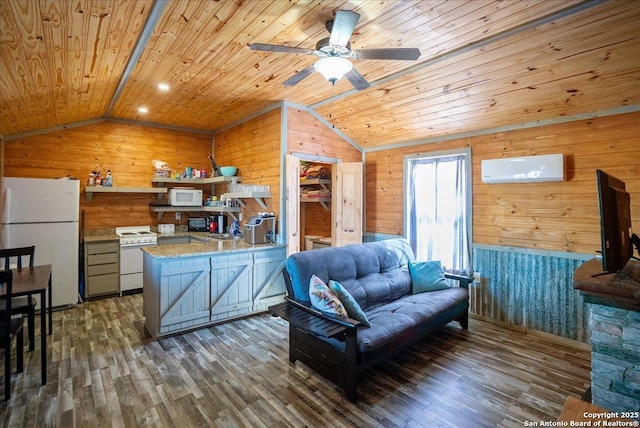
84;229;283;258
143;236;284;259
83;233;119;243
83;227;190;243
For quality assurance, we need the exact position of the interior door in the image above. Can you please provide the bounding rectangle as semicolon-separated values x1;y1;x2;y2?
333;162;363;247
286;154;301;255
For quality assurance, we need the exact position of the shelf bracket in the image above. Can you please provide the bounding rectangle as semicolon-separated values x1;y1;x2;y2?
254;197;268;209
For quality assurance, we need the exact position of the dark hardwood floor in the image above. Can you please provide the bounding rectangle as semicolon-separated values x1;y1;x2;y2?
1;294;591;427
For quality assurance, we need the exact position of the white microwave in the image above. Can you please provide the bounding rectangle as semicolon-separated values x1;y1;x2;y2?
168;188;203;206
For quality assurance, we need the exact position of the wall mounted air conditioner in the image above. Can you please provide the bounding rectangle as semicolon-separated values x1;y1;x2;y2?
481;154;565;184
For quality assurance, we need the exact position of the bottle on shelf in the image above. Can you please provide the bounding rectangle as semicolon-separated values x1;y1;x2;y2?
105;170;113;187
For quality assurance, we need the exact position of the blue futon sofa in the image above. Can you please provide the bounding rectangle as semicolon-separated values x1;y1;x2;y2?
270;238;471;401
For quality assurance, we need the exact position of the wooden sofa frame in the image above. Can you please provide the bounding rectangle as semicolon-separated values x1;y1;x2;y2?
269;269;472;402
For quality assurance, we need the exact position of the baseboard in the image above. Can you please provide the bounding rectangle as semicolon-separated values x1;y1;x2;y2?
469;313;591;352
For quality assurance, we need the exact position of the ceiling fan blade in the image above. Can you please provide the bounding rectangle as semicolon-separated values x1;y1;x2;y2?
249;43;315;56
353;48;421;61
329;10;360;47
283;64;317;87
345;67;370;91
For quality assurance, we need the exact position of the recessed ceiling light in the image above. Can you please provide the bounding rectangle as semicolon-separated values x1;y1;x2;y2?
158;83;170;91
138;107;148;114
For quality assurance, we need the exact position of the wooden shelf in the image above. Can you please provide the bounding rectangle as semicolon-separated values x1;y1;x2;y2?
301;196;331;210
86;176;242;201
149;205;241;220
300;178;330;187
151;176;241;186
300;177;331;210
85;186;166;201
223;192;271;209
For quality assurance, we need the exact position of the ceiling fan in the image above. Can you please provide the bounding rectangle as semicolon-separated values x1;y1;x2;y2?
249;10;421;90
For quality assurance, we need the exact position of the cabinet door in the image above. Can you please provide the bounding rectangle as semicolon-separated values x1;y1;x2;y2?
210;252;253;321
333;162;363;247
252;248;286;312
159;257;210;334
85;241;119;297
286;154;301;255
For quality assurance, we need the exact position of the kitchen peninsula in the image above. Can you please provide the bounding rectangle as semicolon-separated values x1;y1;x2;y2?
142;236;286;338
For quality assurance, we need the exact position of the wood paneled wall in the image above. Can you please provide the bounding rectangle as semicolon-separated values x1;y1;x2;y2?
213;106;362;239
3;121;212;230
365;112;640;255
286;108;362;161
286;107;362;240
213;108;282;222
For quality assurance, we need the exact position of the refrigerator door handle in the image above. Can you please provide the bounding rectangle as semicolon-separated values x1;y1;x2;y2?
2;187;10;224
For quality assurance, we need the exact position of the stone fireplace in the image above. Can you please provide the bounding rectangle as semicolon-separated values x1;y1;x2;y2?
574;259;640;415
589;303;640;413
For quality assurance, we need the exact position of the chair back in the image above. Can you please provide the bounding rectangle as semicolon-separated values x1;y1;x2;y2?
0;270;14;325
0;246;35;270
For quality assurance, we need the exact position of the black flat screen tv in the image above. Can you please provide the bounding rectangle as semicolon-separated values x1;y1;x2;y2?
596;169;634;274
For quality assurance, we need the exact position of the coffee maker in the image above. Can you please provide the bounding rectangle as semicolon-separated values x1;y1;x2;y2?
206;215;227;234
245;213;276;244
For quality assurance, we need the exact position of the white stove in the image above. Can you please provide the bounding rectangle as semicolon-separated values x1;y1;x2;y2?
115;226;157;295
115;226;157;246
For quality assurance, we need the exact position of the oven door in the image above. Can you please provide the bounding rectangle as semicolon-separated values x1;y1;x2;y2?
120;242;156;293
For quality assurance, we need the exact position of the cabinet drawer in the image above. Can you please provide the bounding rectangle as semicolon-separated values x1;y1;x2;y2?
87;263;118;276
86;242;118;255
87;273;119;296
87;252;118;265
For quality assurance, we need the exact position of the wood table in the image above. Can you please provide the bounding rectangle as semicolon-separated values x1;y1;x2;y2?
0;265;52;385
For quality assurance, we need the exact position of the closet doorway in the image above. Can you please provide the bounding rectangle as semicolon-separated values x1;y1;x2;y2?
285;154;363;256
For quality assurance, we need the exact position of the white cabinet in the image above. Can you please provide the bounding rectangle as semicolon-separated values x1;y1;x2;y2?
144;256;211;337
210;252;253;321
143;247;286;338
252;247;286;312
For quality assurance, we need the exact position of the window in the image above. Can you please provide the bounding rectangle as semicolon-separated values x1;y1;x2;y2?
404;148;472;273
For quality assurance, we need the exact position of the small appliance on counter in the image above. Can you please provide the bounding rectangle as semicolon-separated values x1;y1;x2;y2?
215;214;227;234
245;213;276;244
187;217;209;232
158;223;174;234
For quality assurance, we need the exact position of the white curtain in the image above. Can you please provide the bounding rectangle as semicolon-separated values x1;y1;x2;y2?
406;152;470;273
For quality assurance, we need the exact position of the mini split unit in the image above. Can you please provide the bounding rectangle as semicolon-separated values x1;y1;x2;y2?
481;154;565;184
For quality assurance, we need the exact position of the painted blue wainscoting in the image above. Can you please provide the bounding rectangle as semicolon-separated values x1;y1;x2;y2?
472;244;593;342
363;233;396;243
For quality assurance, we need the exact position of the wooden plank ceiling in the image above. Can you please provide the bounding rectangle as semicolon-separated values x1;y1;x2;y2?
1;0;639;149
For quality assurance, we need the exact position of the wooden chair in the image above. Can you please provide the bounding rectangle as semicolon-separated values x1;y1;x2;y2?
0;246;36;351
0;269;24;400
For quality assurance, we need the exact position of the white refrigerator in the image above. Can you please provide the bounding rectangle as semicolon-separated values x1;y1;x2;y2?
1;177;79;307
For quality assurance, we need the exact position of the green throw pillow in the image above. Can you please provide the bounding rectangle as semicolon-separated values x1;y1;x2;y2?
409;260;450;293
328;280;371;327
309;274;347;317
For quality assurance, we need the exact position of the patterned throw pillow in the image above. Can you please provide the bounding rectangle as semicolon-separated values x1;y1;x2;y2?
409;260;450;293
309;274;347;317
328;280;371;327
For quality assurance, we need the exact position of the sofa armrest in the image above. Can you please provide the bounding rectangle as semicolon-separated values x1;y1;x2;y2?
444;270;474;288
269;298;359;340
285;297;361;329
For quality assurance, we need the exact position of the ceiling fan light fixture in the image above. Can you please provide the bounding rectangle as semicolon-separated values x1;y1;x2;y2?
314;57;353;84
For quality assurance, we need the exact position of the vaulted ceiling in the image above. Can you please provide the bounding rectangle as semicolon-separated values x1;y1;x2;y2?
1;0;639;149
